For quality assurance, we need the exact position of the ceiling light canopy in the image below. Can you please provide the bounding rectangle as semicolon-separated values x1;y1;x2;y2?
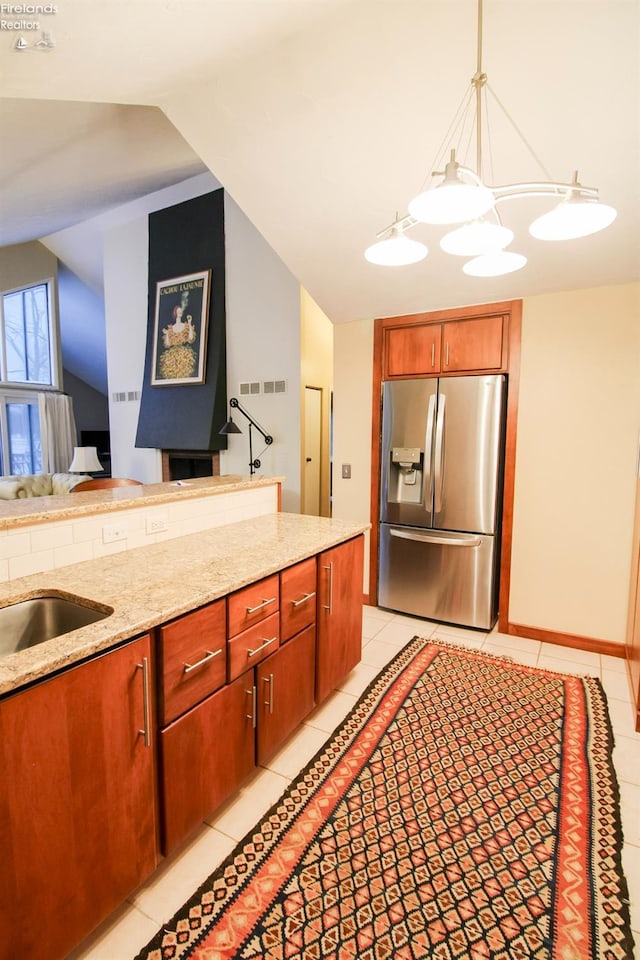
364;0;616;279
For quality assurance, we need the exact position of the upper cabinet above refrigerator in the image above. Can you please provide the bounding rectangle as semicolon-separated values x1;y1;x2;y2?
384;313;507;379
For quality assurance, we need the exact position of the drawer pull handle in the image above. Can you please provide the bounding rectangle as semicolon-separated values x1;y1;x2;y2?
263;673;274;714
323;562;334;614
247;636;277;658
183;648;223;674
246;597;276;614
291;591;316;608
136;658;151;748
245;685;257;728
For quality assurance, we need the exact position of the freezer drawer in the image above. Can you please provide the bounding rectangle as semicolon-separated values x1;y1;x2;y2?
378;523;498;630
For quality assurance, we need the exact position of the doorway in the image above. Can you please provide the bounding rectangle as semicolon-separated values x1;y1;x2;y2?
303;386;322;515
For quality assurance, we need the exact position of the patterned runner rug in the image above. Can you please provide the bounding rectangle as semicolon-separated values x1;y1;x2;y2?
137;638;634;960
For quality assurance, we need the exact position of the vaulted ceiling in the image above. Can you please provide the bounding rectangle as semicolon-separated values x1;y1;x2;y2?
0;0;638;326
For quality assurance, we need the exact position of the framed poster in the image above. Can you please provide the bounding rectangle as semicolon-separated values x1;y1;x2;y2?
151;270;211;385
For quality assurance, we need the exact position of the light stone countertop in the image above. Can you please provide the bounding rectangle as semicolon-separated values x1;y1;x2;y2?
0;474;283;530
0;512;368;696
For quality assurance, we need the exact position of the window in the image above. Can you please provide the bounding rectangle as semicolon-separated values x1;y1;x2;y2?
0;280;58;475
1;282;54;385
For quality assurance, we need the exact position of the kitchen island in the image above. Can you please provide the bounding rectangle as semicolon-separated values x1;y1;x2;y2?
0;511;367;960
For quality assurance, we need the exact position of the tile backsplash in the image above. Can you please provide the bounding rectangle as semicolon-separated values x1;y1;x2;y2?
0;484;278;583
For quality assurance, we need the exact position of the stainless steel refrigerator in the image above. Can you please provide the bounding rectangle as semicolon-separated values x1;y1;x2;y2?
378;374;506;630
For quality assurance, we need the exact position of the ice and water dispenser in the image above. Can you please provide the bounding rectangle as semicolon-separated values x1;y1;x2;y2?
388;446;424;504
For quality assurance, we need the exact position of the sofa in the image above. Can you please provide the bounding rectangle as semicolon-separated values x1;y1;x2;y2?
0;473;91;500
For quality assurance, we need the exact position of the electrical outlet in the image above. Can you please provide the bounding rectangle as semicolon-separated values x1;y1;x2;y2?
146;514;169;535
102;523;128;544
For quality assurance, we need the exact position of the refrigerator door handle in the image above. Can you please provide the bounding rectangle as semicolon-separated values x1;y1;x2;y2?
434;392;446;513
423;393;437;512
390;529;481;548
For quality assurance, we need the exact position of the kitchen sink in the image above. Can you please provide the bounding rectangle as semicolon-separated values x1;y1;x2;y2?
0;595;113;659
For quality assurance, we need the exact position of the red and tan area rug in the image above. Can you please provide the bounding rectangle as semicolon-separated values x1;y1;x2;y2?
137;638;634;960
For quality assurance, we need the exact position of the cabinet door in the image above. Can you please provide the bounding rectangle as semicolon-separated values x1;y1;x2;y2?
160;672;255;853
280;557;317;642
158;599;227;725
316;536;364;705
441;315;504;372
385;324;441;377
256;624;316;765
0;635;157;960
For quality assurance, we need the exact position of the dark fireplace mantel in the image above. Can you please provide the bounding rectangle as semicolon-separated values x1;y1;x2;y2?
162;450;221;482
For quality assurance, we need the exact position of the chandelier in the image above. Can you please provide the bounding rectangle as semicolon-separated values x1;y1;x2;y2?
364;0;617;278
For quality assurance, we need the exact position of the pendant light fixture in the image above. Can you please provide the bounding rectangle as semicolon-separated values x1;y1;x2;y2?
364;0;616;277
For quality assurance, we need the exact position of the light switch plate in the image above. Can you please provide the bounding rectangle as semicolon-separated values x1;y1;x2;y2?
342;464;351;479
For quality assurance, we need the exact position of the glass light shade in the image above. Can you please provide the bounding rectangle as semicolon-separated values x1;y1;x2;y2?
440;220;513;256
408;181;495;225
529;198;617;241
364;231;428;266
69;446;103;472
463;251;527;277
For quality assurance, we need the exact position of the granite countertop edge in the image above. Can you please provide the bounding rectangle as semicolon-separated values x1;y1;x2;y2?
0;512;369;696
0;475;284;531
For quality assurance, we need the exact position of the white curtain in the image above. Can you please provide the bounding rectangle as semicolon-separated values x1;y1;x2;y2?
38;392;78;473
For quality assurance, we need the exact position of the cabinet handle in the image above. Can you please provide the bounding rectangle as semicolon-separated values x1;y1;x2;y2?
136;657;151;748
291;591;316;608
445;342;449;366
246;597;276;614
431;342;435;368
263;673;274;714
245;685;257;728
323;562;334;614
247;636;278;658
183;648;222;674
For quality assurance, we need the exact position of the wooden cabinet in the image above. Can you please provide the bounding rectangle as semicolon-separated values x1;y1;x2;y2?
0;635;158;960
386;324;442;377
256;624;316;764
158;600;227;725
441;315;504;372
160;672;255;852
281;557;317;641
383;313;505;378
316;536;364;704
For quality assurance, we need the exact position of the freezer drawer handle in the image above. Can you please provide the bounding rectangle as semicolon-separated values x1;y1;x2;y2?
390;529;481;548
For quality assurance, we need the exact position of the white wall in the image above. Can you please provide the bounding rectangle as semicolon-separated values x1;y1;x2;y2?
332;317;374;592
331;285;640;644
103;215;160;483
222;194;301;512
509;283;640;643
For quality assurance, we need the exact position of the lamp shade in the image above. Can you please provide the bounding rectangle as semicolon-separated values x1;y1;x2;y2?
69;446;103;472
440;220;513;256
529;198;617;241
219;417;242;435
365;229;428;266
462;251;527;277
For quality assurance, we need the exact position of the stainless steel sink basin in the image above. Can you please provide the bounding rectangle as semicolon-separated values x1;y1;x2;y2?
0;595;112;659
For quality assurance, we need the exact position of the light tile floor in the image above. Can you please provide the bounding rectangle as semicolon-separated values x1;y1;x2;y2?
69;609;640;959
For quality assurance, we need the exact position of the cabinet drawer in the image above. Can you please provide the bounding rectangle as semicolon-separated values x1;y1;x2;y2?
228;611;280;681
158;601;227;725
228;574;280;638
280;557;317;642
